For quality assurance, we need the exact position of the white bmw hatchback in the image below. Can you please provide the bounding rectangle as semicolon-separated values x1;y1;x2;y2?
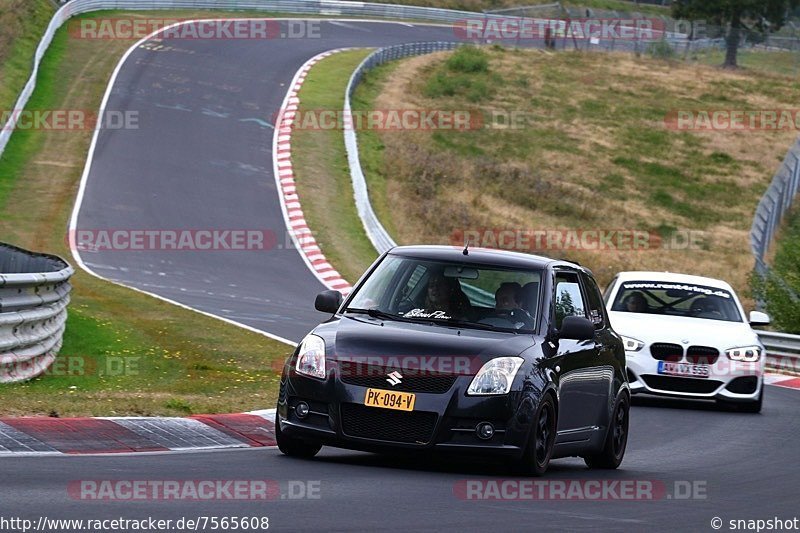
604;272;770;412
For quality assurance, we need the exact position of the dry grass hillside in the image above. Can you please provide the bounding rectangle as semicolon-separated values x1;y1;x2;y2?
353;47;800;301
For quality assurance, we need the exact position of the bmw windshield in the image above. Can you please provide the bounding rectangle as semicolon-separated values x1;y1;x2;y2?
610;281;743;322
345;255;543;333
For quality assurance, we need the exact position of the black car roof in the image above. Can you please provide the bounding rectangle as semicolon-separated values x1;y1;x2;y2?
388;245;592;275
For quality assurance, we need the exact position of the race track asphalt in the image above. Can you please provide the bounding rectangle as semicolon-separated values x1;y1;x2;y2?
73;20;458;342
59;19;800;532
2;388;798;531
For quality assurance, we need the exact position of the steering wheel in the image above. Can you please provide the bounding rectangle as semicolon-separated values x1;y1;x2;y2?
395;295;417;313
493;308;535;329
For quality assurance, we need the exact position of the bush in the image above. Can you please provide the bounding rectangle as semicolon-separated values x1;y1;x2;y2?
647;39;676;60
446;46;489;73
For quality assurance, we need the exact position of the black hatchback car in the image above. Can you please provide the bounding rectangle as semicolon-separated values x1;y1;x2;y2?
276;246;629;475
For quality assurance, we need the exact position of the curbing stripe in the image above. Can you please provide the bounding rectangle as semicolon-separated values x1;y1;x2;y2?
2;418;169;454
106;417;247;451
270;49;356;296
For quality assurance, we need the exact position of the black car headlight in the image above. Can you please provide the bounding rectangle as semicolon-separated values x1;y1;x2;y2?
726;345;762;362
467;357;524;395
295;334;326;379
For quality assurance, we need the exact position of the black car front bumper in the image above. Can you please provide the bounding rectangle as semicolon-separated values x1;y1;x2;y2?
277;363;540;458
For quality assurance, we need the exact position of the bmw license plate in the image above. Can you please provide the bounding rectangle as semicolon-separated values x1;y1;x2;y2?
364;388;415;411
657;361;710;379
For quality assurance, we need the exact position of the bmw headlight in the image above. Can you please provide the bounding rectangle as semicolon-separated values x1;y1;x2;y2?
295;334;326;379
467;357;524;396
621;336;644;352
726;346;761;362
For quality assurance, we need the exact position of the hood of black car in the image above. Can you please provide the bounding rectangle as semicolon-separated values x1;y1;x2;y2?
317;315;536;364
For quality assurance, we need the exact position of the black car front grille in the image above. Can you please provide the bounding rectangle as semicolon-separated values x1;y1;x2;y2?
340;403;437;444
278;379;287;403
649;343;683;362
686;346;720;364
339;365;457;394
642;375;722;394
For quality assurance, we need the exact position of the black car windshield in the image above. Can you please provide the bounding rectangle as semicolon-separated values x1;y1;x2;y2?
345;255;543;333
610;281;743;322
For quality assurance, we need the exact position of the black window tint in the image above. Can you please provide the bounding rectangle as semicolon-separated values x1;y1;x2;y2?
553;272;586;329
582;273;606;329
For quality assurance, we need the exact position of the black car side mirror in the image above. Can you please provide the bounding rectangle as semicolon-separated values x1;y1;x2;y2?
315;290;343;314
559;316;595;341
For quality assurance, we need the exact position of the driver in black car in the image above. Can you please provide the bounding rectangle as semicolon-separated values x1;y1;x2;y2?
423;271;472;320
495;282;522;310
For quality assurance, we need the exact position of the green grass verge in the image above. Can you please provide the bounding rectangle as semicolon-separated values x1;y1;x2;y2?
0;10;312;417
694;48;800;78
290;50;380;284
758;209;800;334
0;0;56;114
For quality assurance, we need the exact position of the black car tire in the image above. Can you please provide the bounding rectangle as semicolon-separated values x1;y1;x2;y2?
518;394;557;477
584;394;629;470
275;420;322;458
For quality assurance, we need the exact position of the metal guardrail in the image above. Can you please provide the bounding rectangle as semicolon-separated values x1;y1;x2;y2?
344;41;496;307
344;42;462;255
0;243;74;384
750;138;800;306
759;331;800;372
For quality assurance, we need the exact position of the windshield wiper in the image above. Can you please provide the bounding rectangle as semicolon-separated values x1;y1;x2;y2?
428;317;528;334
345;308;408;322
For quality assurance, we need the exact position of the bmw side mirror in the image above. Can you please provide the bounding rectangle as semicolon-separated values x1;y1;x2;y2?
315;290;343;314
559;316;595;341
749;311;770;327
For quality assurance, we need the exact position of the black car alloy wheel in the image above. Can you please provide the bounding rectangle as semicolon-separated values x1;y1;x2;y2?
584;394;629;469
521;395;556;476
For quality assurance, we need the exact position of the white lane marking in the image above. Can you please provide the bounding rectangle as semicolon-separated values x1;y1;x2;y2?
65;17;448;344
328;21;373;32
66;19;297;348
